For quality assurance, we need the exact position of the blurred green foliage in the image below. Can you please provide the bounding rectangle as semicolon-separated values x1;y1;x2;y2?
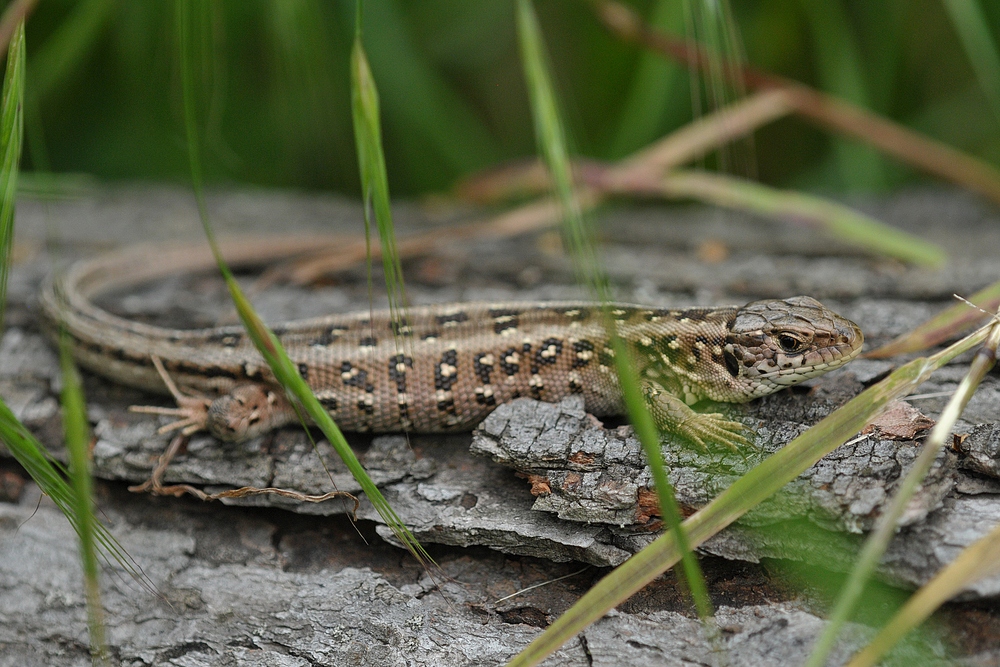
20;0;1000;196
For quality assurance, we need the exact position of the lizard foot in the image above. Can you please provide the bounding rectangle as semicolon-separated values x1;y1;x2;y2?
642;380;751;451
128;355;211;436
679;412;751;451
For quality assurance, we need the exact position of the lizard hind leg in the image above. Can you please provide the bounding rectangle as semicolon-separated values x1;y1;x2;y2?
128;355;297;443
641;380;750;451
129;355;212;437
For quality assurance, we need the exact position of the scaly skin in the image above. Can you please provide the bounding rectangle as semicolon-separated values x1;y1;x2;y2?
41;238;864;448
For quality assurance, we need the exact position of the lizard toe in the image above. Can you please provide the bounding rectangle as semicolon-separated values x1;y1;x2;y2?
129;395;211;436
682;413;751;451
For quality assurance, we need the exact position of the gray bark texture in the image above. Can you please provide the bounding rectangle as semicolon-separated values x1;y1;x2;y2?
2;185;1000;665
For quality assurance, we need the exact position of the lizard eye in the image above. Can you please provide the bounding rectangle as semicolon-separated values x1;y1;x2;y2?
778;334;803;353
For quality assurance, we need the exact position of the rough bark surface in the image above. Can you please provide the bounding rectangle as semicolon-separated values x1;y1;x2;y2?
2;186;1000;665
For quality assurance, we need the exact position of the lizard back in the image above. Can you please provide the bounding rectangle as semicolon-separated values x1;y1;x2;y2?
41;238;863;436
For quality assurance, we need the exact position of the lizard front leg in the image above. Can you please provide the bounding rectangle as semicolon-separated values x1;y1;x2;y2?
641;380;750;450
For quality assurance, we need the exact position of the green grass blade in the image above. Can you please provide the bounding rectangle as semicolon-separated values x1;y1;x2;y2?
0;0;37;59
0;18;24;332
516;0;589;281
942;0;1000;125
608;331;713;621
0;18;150;606
656;169;947;266
0;395;152;588
683;0;755;178
604;0;686;159
356;1;499;188
264;1;355;189
351;6;408;334
0;403;71;509
26;0;116;101
176;0;430;565
220;282;433;565
849;521;1000;667
807;313;1000;667
799;0;886;191
868;279;1000;358
847;389;1000;665
515;0;714;647
508;323;993;666
0;398;78;522
59;334;111;666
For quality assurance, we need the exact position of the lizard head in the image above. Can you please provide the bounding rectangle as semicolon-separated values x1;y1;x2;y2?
721;296;863;400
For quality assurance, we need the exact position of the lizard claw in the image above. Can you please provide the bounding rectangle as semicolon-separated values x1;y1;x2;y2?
128;355;211;436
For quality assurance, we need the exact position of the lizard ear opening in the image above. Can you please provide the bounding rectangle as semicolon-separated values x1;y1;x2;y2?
723;348;740;378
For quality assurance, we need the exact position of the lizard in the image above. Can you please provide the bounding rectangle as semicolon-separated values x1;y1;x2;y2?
40;237;864;450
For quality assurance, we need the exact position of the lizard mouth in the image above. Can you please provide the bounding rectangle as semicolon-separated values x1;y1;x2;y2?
725;297;864;398
742;321;864;395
